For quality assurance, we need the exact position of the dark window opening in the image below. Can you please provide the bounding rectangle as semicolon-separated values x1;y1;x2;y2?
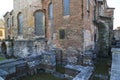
59;29;65;39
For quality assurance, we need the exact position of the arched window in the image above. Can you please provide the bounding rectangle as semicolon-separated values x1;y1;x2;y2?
7;18;10;28
63;0;70;16
49;3;54;39
17;13;23;35
34;11;45;36
49;3;53;20
12;16;14;26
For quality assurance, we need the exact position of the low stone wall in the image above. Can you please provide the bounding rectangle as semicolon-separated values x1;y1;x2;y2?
41;52;56;66
0;52;56;80
83;51;94;66
66;47;80;65
1;39;47;58
65;47;93;66
13;40;34;57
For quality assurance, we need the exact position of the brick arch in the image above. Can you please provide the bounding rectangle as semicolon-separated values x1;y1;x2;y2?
33;9;45;16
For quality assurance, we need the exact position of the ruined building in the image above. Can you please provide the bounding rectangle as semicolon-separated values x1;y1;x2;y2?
4;0;114;64
94;0;115;57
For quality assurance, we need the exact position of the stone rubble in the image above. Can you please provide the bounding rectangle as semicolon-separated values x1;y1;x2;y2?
0;69;8;79
0;51;56;79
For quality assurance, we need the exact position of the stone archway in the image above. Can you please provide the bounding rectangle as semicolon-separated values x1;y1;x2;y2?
97;22;109;57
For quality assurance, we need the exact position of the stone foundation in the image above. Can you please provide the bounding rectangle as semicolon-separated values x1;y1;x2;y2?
3;39;47;58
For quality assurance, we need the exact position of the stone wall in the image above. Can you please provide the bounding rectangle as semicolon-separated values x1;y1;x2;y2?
4;0;52;40
93;1;115;57
3;0;96;52
66;47;80;65
1;39;47;58
97;21;109;57
0;52;56;79
13;0;43;39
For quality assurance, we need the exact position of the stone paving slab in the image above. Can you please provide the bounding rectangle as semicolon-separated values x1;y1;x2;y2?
0;69;8;79
65;64;94;80
110;48;120;80
0;77;4;80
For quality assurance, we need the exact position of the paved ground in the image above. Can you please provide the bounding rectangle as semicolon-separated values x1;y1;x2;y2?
110;48;120;80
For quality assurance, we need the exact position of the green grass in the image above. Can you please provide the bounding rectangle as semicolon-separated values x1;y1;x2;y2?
56;65;65;74
0;57;5;61
94;61;108;75
19;73;68;80
90;58;111;80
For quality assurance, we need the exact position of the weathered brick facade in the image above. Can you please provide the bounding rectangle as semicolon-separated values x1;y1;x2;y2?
3;0;114;64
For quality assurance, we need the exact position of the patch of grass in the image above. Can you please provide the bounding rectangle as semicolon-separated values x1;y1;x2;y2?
56;65;65;74
19;73;68;80
94;58;110;74
94;62;108;75
90;58;111;80
0;57;5;61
